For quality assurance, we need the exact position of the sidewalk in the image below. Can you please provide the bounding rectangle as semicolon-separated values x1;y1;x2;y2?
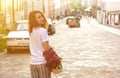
89;17;120;36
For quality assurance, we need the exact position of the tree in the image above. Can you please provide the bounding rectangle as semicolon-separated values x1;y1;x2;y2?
70;0;85;11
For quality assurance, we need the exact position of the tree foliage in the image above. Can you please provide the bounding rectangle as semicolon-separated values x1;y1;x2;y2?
70;0;85;10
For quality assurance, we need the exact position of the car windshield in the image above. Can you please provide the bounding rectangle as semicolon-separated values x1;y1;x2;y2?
16;23;28;31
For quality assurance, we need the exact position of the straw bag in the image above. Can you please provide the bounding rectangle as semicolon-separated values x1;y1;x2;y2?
43;48;62;74
52;62;62;74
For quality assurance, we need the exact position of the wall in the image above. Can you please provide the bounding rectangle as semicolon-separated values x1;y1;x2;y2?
101;1;120;11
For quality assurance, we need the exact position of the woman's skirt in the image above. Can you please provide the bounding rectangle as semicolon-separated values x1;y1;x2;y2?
30;64;51;78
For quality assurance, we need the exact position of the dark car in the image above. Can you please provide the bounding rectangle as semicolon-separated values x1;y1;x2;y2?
66;16;80;28
47;18;55;35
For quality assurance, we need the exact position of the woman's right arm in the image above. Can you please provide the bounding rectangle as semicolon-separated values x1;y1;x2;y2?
42;41;51;51
40;28;51;50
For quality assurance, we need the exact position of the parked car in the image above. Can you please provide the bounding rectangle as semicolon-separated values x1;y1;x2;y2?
7;19;55;52
7;20;29;53
66;16;80;28
47;18;55;35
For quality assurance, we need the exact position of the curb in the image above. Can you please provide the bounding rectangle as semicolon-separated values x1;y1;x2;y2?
0;49;7;55
0;52;7;55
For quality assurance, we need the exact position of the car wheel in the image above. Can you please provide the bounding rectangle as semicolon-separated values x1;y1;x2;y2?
51;31;53;35
53;30;55;34
48;31;53;35
7;48;12;53
76;23;80;27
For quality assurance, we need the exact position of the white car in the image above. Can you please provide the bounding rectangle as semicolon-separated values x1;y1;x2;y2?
7;20;29;52
7;19;55;52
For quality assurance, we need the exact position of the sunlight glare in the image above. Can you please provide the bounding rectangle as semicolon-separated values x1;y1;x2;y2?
102;0;120;2
6;0;10;7
54;0;61;8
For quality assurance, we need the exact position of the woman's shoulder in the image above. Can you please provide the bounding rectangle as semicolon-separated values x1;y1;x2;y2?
38;27;47;32
38;27;47;31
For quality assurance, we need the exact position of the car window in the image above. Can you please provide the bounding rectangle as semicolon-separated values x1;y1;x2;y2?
16;23;28;31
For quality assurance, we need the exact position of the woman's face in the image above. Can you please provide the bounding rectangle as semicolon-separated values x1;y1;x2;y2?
35;13;45;25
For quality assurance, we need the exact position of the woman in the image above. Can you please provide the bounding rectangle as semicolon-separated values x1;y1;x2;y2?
28;10;51;78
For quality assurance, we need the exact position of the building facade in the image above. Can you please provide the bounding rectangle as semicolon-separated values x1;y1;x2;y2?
0;0;70;29
101;0;120;26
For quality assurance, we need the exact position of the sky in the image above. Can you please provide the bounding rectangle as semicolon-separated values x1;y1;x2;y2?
54;0;61;8
102;0;120;2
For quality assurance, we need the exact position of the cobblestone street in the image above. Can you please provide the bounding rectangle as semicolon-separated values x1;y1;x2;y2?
50;17;120;78
0;17;120;78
